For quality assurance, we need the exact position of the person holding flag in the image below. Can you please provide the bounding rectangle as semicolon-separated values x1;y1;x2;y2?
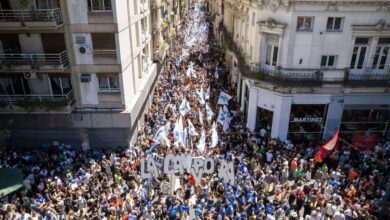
315;131;339;163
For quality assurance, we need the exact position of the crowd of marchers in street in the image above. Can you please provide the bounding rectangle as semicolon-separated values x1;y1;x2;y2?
1;1;390;220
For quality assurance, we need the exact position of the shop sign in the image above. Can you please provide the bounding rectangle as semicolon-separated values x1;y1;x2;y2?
292;117;323;123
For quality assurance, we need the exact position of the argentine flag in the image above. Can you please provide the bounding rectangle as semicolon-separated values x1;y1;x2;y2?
179;99;190;116
217;91;232;105
211;122;218;148
188;119;199;136
205;103;213;121
197;129;206;154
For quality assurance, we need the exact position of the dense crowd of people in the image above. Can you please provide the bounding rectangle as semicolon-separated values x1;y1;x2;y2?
1;1;390;219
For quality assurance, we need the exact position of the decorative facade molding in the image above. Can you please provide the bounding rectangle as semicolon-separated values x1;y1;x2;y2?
325;3;338;11
376;3;390;12
257;18;287;35
351;19;390;35
258;0;291;12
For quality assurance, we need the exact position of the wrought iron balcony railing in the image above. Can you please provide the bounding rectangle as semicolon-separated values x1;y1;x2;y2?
0;50;69;69
0;8;63;25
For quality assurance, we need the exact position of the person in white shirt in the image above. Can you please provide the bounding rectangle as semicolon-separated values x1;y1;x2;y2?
266;151;273;163
334;210;345;220
325;201;336;219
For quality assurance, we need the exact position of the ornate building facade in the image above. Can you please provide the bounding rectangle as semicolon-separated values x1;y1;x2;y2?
209;0;390;142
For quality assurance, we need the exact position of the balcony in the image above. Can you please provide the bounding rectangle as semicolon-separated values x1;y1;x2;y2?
247;66;324;86
0;90;74;113
345;65;390;87
0;8;63;30
0;50;69;71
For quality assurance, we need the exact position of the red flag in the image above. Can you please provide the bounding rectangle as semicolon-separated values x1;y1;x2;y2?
351;132;378;151
315;131;339;162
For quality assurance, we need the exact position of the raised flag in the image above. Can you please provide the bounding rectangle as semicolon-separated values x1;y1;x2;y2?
217;91;232;105
211;122;218;148
179;99;190;116
315;131;339;162
197;129;206;154
205;103;213;121
198;109;203;125
217;107;225;126
188;119;199;136
154;122;170;144
173;118;183;147
205;86;210;100
183;127;188;148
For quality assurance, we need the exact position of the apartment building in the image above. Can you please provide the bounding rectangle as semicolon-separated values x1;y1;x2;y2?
0;0;162;147
209;0;390;142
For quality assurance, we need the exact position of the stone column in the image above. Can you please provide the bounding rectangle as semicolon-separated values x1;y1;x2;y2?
323;96;344;140
246;86;258;131
271;96;292;140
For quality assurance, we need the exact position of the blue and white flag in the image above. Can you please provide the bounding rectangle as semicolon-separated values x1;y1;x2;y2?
217;91;232;105
179;99;190;116
205;103;213;121
217;107;225;126
205;86;210;100
211;122;218;148
173;117;183;146
198;109;203;125
188;119;199;136
197;129;206;154
222;105;232;132
196;88;205;105
154;122;170;144
183;127;188;148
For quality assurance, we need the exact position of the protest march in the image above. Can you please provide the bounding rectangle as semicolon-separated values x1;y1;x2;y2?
1;1;390;220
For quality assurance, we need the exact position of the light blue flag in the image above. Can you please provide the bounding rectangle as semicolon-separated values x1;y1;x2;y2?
217;91;232;105
154;122;170;144
205;103;213;121
197;129;206;154
198;109;204;125
188;119;199;136
179;99;190;116
173;117;183;146
211;122;218;148
217;107;225;126
205;86;210;100
183;127;188;148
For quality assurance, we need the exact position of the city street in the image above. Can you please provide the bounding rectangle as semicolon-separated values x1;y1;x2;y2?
1;0;390;220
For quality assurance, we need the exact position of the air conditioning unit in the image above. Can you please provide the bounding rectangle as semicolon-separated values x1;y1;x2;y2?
79;45;92;54
24;72;37;79
80;73;91;83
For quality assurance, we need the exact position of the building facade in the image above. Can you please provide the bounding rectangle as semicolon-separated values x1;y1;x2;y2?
209;0;390;142
0;0;181;147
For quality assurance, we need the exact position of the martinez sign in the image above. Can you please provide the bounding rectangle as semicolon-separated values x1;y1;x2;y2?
141;154;235;185
292;117;323;123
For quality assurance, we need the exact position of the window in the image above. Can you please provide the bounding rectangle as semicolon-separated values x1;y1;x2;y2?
91;33;116;50
50;77;72;95
326;17;343;32
88;0;112;12
297;16;314;32
252;12;256;26
0;76;30;95
98;74;119;91
372;38;390;70
266;45;278;66
321;55;336;68
350;38;369;69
